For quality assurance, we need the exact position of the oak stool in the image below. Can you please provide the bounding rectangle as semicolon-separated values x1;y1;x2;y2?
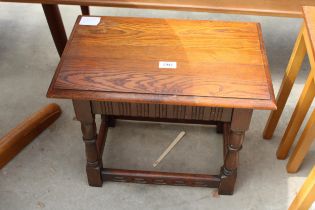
47;16;276;195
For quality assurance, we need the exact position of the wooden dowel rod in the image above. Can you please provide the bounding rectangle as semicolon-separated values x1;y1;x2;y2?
0;103;62;169
153;131;186;167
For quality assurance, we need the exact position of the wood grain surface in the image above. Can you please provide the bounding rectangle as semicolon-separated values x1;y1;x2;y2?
48;16;276;110
1;0;315;17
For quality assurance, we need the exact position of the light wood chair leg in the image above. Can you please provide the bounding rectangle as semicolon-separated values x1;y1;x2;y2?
287;109;315;173
263;25;307;139
289;166;315;210
277;71;315;159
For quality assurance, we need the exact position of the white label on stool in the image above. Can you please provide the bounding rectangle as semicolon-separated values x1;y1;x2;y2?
159;61;177;69
79;17;101;26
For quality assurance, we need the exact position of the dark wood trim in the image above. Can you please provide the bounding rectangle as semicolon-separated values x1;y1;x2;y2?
48;88;277;110
102;168;221;187
92;101;232;122
42;4;67;57
108;115;220;126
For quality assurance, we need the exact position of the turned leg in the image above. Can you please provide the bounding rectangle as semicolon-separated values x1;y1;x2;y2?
42;4;67;57
287;109;315;173
80;6;90;15
263;25;306;139
73;100;103;186
276;71;315;159
219;109;252;195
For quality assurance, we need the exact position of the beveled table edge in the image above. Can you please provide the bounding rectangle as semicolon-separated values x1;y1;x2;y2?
47;15;277;111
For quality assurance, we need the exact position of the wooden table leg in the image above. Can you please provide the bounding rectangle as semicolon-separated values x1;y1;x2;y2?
286;109;315;173
289;166;315;210
42;4;67;57
218;109;253;195
73;100;103;186
0;104;61;169
80;6;90;15
276;71;315;159
263;25;307;140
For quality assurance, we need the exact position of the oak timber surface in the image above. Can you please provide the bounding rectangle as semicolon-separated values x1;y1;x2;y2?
48;16;276;109
1;0;315;17
303;6;315;62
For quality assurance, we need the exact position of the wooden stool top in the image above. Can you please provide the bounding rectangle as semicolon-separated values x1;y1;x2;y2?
47;16;276;110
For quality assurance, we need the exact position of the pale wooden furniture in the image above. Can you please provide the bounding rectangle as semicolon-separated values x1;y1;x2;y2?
289;166;315;210
3;0;315;17
0;103;61;169
263;6;315;173
47;15;276;195
287;109;315;172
